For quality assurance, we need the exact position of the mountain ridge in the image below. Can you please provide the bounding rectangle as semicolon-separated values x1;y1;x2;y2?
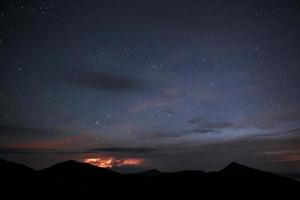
0;158;299;199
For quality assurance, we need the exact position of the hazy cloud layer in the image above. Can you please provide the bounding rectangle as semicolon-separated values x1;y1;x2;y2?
0;125;73;139
137;120;235;139
61;69;146;91
0;147;158;155
252;128;300;139
86;147;158;153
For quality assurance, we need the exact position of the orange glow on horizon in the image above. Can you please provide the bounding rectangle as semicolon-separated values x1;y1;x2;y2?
83;157;144;168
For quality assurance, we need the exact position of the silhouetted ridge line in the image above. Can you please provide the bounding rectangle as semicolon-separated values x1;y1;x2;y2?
40;159;120;177
221;162;261;173
0;158;299;199
0;158;35;177
133;169;162;176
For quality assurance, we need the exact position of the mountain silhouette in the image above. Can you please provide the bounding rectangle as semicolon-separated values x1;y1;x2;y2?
133;168;162;176
0;159;36;198
0;158;34;177
221;162;255;172
0;158;299;199
40;160;120;178
220;161;277;176
219;161;298;184
283;172;300;181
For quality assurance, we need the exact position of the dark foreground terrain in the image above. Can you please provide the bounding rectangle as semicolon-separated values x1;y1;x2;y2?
0;158;299;199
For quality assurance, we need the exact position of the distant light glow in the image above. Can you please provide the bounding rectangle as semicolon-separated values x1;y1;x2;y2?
83;157;144;168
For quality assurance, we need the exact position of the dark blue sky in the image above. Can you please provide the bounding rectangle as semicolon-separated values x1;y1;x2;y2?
0;0;300;172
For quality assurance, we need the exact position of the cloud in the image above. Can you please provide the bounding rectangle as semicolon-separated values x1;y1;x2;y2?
184;119;234;136
61;69;146;91
139;129;219;140
0;148;69;155
198;122;234;129
0;147;158;155
0;125;73;140
86;147;158;153
83;157;145;168
135;119;235;140
180;128;219;134
188;117;234;129
252;128;300;139
188;117;207;124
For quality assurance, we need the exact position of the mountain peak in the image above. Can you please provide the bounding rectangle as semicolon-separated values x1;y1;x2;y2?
40;159;120;177
44;160;90;170
0;158;34;171
221;162;262;174
226;162;246;168
0;158;35;178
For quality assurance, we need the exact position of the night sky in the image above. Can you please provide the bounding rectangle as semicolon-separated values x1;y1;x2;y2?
0;0;300;173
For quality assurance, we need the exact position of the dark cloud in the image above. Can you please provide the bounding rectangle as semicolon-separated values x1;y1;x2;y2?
0;125;73;135
86;147;158;153
136;120;234;140
0;148;70;155
198;122;234;129
0;147;158;155
188;117;208;124
180;128;219;134
0;126;51;135
188;117;234;129
139;129;218;140
252;128;300;139
0;125;73;141
61;69;146;91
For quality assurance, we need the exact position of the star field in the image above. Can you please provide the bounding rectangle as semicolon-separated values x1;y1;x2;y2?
0;0;300;172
